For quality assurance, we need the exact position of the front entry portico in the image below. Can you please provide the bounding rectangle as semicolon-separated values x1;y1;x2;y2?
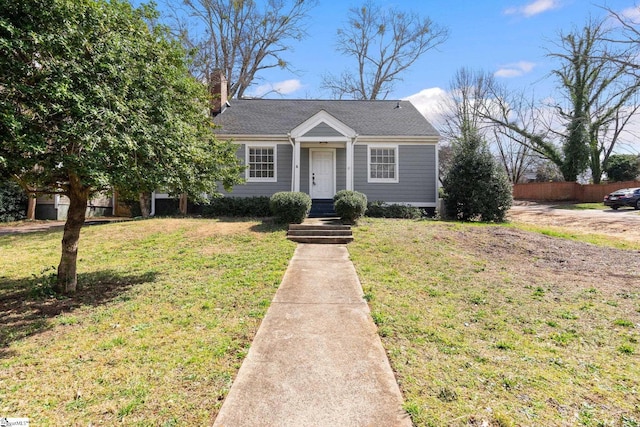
289;110;357;197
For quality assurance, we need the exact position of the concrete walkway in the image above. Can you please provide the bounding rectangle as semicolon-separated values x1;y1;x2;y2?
213;244;412;427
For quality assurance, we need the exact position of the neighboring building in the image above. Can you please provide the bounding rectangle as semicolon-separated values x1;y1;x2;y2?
35;194;113;220
204;97;440;210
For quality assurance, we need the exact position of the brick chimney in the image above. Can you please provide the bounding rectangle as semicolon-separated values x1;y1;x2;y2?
210;70;228;116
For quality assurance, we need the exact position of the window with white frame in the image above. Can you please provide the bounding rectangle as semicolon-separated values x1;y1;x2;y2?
246;145;276;182
368;146;398;183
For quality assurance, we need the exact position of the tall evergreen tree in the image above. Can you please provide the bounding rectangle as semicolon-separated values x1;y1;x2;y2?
442;127;512;222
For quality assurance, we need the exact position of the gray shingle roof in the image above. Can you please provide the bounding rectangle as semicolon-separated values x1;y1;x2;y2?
212;99;439;137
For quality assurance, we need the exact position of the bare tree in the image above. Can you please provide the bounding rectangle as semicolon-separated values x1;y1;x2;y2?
477;18;639;183
323;1;448;100
548;18;640;183
439;68;537;183
168;0;316;99
438;68;494;142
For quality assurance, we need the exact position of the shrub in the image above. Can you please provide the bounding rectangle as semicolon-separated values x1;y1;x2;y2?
333;189;352;203
442;129;512;222
0;179;27;222
604;154;640;182
334;190;367;224
201;196;271;217
269;192;311;224
366;201;423;219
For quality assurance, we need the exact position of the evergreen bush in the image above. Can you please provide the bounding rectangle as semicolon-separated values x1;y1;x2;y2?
366;201;423;219
201;196;271;217
0;180;27;222
604;154;640;182
269;192;311;224
334;190;367;223
442;130;512;222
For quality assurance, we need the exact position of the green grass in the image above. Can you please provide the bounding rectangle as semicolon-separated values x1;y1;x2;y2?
552;203;606;210
350;218;640;427
3;216;639;426
0;218;294;425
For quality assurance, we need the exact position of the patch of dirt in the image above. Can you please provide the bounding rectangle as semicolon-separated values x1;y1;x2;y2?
466;226;640;280
508;205;640;242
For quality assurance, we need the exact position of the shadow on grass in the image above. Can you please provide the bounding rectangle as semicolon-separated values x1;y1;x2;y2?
249;220;288;233
0;270;158;357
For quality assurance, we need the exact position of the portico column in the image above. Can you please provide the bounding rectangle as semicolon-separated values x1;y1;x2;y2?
346;137;355;190
293;138;301;192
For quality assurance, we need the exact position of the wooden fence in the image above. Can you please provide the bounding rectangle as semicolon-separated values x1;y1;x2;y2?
512;180;640;203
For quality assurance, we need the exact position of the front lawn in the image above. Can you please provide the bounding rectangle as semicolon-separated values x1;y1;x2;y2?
0;218;294;425
2;217;639;426
350;219;640;426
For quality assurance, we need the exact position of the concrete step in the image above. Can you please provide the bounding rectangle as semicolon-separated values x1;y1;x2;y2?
309;199;337;218
286;235;354;244
289;224;351;231
287;229;353;237
287;222;353;244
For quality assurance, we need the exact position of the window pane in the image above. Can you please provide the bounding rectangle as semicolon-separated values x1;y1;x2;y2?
249;147;275;179
370;148;396;180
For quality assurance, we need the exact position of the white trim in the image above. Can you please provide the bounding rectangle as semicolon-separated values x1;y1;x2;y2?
290;110;357;139
356;136;439;144
300;142;345;148
346;135;357;190
309;148;336;199
378;201;437;208
150;191;156;216
367;145;399;184
245;143;277;183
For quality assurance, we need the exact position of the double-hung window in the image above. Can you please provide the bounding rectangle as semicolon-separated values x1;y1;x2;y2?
368;146;398;183
246;145;277;182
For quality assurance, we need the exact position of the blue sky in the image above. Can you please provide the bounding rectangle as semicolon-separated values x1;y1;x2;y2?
148;0;640;153
239;0;638;101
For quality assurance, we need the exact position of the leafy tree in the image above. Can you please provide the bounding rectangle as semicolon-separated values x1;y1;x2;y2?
442;127;512;222
604;154;640;182
0;179;27;222
168;0;316;99
0;0;243;293
323;0;448;100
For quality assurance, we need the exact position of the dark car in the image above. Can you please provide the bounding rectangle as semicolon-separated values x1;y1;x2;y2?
603;187;640;210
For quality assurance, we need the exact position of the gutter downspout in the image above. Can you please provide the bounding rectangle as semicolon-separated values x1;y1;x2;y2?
150;191;156;217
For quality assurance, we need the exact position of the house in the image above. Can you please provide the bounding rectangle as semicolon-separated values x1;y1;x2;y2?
206;95;440;213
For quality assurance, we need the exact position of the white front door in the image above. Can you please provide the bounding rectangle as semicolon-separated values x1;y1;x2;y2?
310;150;335;199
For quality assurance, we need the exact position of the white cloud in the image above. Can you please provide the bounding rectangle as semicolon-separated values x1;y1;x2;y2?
404;87;449;125
620;6;640;22
250;79;303;97
504;0;560;17
494;61;536;78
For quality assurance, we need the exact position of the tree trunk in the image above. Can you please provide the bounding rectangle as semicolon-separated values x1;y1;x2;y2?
179;193;187;215
26;193;36;220
139;192;151;218
56;178;89;294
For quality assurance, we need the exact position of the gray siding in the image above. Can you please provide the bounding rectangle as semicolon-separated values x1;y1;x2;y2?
221;144;292;197
353;144;436;204
303;122;343;137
